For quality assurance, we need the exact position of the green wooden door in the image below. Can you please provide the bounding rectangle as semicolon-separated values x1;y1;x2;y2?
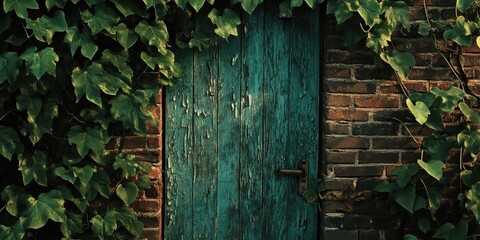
164;3;320;239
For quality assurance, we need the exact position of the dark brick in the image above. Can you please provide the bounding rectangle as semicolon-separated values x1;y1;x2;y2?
354;96;400;108
351;201;391;215
359;230;401;240
124;136;147;149
344;214;372;229
323;214;344;228
326;50;375;65
373;110;415;122
140;217;161;228
334;166;384;177
327;81;377;94
326;151;356;164
323;230;358;240
326;67;351;78
354;67;396;80
356;177;384;191
371;215;400;229
327;109;369;121
143;228;161;240
325;179;355;190
352;123;399;136
322;201;353;213
408;68;455;80
326;137;370;149
372;138;420;149
358;151;399;163
404;0;455;7
401;151;421;163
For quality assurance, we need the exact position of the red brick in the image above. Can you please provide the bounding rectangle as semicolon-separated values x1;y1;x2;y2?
143;228;161;240
327;109;369;121
378;81;428;94
148;166;161;180
132;199;161;212
147;136;161;149
326;122;350;135
140;217;161;228
327;94;351;107
326;151;356;164
404;0;455;6
326;137;370;149
408;68;455;80
334;166;384;177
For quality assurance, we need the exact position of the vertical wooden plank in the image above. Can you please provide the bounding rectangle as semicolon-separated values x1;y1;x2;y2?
217;18;242;239
192;11;219;240
287;6;320;239
239;6;265;240
262;2;291;239
164;48;194;239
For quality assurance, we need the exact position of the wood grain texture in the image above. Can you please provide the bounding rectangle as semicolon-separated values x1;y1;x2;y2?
165;4;320;239
240;6;265;240
164;47;194;239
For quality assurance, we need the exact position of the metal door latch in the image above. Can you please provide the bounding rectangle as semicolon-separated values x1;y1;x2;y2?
275;160;308;195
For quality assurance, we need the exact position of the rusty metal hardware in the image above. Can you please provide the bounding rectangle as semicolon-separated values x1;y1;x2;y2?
275;160;308;196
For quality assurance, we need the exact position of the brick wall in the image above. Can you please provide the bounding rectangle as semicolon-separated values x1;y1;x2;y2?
108;89;163;240
320;0;480;239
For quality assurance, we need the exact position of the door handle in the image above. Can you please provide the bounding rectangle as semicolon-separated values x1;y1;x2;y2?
275;160;308;195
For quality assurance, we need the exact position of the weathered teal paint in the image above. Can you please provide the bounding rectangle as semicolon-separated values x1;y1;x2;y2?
165;4;320;239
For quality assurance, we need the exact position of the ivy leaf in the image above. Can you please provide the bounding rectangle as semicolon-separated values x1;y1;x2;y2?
109;92;156;135
458;129;480;154
90;212;117;240
23;98;58;144
391;164;419;188
443;16;475;46
60;212;84;237
116;23;138;49
342;27;365;51
45;0;68;10
64;27;98;60
423;134;456;161
0;126;22;160
71;63;131;107
20;190;66;229
406;98;430;125
18;151;48;186
111;0;146;17
459;102;480;123
140;50;174;70
418;21;431;36
304;0;323;8
383;1;411;31
16;94;42;122
366;24;391;53
466;182;480;222
1;185;32;217
433;222;468;240
427;187;442;219
112;206;143;236
99;49;133;78
137;175;152;189
67;125;110;158
373;180;398;193
457;0;475;12
113;154;138;178
26;10;68;44
291;0;303;8
326;0;352;25
425;110;443;131
135;20;169;55
394;184;416;213
431;86;465;113
20;47;59;79
3;0;39;19
412;196;426;212
357;0;381;27
188;0;206;12
81;3;120;35
208;8;241;40
404;234;418;240
0;52;20;84
0;222;25;240
418;218;431;233
174;0;188;8
116;182;139;205
380;50;414;80
241;0;262;14
418;159;445;181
